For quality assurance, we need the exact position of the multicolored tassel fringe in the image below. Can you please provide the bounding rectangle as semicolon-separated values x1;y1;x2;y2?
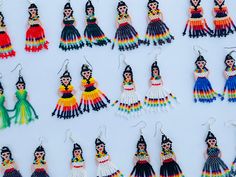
231;158;236;177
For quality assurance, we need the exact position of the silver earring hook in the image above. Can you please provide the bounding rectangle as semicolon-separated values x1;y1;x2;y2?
224;47;236;56
148;47;162;61
27;0;33;4
0;0;4;8
64;129;75;143
118;53;129;70
202;117;216;131
11;64;23;76
0;73;2;80
38;136;47;146
57;59;69;75
83;56;93;70
132;121;147;135
98;125;107;139
224;120;236;127
154;121;164;137
193;45;207;56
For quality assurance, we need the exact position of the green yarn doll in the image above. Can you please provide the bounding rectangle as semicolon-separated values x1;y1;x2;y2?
0;81;10;129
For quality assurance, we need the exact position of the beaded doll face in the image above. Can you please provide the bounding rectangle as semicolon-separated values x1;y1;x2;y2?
73;149;81;157
96;144;105;153
82;70;91;80
64;9;72;18
216;0;224;5
225;59;235;68
118;5;127;15
124;72;132;82
191;0;200;6
61;76;71;86
0;89;3;95
86;7;94;15
35;151;44;160
1;152;10;161
207;138;217;147
153;67;159;76
162;142;171;151
16;83;25;90
138;143;146;151
29;8;37;18
196;61;206;70
148;2;158;11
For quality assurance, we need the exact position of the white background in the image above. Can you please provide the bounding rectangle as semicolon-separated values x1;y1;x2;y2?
0;0;236;177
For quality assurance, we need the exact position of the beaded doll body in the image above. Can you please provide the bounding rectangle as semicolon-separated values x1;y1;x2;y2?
59;3;84;51
0;147;22;177
231;158;236;177
25;3;49;52
0;83;10;129
84;0;111;47
183;0;213;38
212;0;236;37
144;61;177;111
112;1;142;51
144;0;174;46
222;53;236;102
0;12;15;59
160;135;184;177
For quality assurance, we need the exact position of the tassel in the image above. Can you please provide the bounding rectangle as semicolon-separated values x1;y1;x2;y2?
231;158;236;177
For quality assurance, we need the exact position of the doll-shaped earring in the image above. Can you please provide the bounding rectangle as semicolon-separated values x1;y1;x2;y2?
0;3;16;59
193;50;222;103
25;1;49;52
0;147;22;177
78;58;110;113
84;0;111;47
144;0;174;46
212;0;236;37
0;74;11;129
11;64;38;125
112;1;142;51
95;126;123;177
65;130;87;177
52;60;82;119
130;122;156;177
112;55;143;118
201;118;230;177
144;58;177;112
183;0;213;38
154;122;184;177
222;50;236;102
31;139;50;177
59;1;84;51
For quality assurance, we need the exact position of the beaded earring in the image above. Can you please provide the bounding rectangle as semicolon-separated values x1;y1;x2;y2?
31;142;50;177
183;0;213;38
212;0;236;37
112;57;143;118
0;4;16;59
52;60;81;119
112;1;142;51
0;74;11;129
155;122;184;177
144;59;177;112
231;159;236;177
222;50;236;102
201;119;230;177
0;146;23;177
84;0;111;47
193;51;222;103
25;1;49;52
95;127;123;177
78;59;110;113
10;64;38;125
144;0;174;46
59;1;84;51
130;122;156;177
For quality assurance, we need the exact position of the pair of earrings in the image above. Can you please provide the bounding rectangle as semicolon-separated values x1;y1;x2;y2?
193;50;236;103
130;121;184;177
59;0;111;51
0;64;38;129
52;59;110;119
112;0;174;51
0;141;49;177
112;55;177;118
183;0;236;38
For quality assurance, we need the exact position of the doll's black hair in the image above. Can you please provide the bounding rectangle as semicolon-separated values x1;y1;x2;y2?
85;0;95;15
1;147;13;162
117;1;128;15
60;70;72;89
190;0;201;10
63;2;74;18
224;53;235;70
151;61;160;77
95;138;107;155
81;64;92;83
33;146;46;164
28;3;39;20
195;55;208;71
136;135;147;154
205;131;218;147
214;0;225;9
0;81;4;94
123;65;134;83
161;134;173;155
0;12;6;27
16;76;26;90
147;0;159;11
72;143;84;162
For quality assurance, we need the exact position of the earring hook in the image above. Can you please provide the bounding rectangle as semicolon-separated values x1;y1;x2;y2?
193;45;207;56
202;117;216;131
0;73;2;80
27;0;33;4
64;129;75;143
57;59;69;75
98;125;107;139
11;64;23;76
132;121;147;135
224;120;236;127
224;47;236;56
38;136;47;146
83;56;93;70
154;121;164;137
148;47;162;61
118;53;129;70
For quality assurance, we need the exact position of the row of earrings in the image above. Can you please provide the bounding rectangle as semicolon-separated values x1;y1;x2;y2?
1;119;236;177
183;0;236;38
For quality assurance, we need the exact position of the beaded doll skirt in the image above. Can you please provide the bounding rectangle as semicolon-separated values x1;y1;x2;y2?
223;75;236;102
144;18;174;46
84;23;111;47
117;90;143;118
59;25;84;51
69;168;87;177
193;77;222;103
160;160;184;177
25;24;49;52
144;85;177;112
0;105;11;129
3;169;22;177
112;23;142;51
213;16;236;37
202;157;230;177
130;161;156;177
0;31;15;59
97;162;123;177
231;158;236;177
52;96;81;119
31;170;50;177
